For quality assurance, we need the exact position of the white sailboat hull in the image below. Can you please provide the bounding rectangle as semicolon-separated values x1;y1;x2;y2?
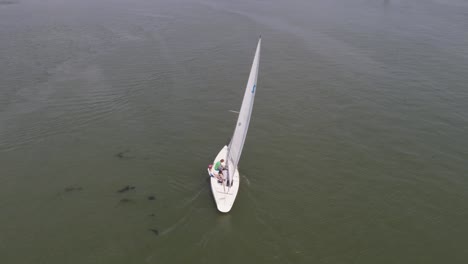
208;145;240;213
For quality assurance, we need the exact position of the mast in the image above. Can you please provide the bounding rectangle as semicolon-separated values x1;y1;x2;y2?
226;37;261;187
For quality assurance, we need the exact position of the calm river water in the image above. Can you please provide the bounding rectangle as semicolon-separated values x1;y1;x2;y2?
1;0;468;263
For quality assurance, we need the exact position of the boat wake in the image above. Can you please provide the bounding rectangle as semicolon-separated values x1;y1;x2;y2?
179;183;207;208
241;174;251;186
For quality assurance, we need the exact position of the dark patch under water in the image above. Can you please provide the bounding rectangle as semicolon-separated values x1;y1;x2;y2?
117;185;135;193
64;185;83;192
114;150;134;159
119;198;134;204
148;229;159;236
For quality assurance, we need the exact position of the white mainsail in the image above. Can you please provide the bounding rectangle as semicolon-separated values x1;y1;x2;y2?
226;38;261;185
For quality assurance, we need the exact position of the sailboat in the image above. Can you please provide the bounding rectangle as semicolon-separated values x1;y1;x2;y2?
207;37;261;213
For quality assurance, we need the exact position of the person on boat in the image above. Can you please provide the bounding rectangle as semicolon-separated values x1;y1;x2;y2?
214;159;226;181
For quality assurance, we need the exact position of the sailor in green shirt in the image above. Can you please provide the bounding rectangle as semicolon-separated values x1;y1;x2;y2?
214;159;226;181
